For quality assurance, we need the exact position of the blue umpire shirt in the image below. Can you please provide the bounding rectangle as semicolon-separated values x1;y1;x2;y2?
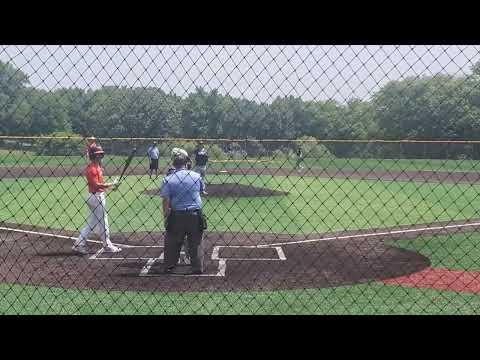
160;169;205;211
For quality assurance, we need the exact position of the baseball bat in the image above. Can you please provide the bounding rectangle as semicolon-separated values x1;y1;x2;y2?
117;147;137;183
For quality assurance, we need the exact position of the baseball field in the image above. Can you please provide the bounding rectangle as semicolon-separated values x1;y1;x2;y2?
1;150;480;314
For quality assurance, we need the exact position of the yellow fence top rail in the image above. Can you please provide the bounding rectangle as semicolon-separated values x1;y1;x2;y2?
2;136;480;145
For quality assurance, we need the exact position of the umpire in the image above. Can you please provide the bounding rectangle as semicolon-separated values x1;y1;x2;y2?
160;148;207;274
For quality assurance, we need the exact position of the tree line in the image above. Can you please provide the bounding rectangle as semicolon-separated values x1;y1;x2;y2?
2;60;480;158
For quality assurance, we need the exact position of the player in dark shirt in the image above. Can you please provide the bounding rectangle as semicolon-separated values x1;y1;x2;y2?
295;147;305;170
193;143;209;178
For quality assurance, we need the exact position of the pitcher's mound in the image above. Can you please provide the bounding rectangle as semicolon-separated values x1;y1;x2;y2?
143;183;288;198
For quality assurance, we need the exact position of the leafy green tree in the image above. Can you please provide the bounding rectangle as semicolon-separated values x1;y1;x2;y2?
182;88;209;138
28;90;71;135
0;61;32;135
34;131;82;156
53;88;89;135
296;136;334;158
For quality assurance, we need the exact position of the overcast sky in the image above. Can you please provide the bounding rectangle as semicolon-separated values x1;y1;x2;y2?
1;45;479;104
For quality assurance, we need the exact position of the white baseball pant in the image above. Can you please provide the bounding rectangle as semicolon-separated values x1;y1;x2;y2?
75;192;114;248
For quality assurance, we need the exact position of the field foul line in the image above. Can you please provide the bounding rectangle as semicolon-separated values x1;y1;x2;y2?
5;221;478;259
258;221;480;247
0;226;161;249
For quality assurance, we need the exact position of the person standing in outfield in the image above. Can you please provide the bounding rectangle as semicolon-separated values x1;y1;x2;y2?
295;146;305;170
160;148;207;274
72;145;122;254
147;141;160;178
193;143;209;179
84;137;97;163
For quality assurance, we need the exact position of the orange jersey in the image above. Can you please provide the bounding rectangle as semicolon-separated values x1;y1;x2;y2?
85;163;105;193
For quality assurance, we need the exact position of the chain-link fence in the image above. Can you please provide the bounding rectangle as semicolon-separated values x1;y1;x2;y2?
1;45;480;314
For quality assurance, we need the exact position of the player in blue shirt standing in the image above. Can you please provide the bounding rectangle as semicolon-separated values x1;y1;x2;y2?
160;148;207;274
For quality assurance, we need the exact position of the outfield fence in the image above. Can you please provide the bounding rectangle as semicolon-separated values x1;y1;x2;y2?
1;45;480;314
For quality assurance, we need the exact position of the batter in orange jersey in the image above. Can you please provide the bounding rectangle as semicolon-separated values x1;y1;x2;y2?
72;145;121;254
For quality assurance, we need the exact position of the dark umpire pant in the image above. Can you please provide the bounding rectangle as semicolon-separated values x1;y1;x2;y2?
165;210;204;273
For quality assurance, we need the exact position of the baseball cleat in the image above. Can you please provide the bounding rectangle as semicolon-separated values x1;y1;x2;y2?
103;245;122;253
72;244;89;255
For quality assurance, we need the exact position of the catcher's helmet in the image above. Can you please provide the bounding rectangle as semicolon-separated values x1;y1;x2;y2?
89;145;105;160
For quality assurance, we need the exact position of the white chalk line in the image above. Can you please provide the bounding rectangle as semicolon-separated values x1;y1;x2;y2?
139;258;157;276
0;227;234;278
211;245;287;261
140;252;226;277
6;221;479;251
5;222;480;277
89;248;104;260
89;247;164;260
276;246;287;260
258;221;480;247
0;226;161;249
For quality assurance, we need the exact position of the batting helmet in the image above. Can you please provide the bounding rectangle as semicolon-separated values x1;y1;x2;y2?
89;145;105;160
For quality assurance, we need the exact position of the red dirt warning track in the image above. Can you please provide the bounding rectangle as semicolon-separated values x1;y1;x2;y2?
383;267;480;294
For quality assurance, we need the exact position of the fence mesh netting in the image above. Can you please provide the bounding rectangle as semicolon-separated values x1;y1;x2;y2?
1;45;480;314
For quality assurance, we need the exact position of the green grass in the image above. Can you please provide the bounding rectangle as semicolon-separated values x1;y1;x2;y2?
2;161;480;314
2;149;480;173
1;174;480;234
390;232;480;272
0;149;160;168
294;157;480;173
1;281;479;314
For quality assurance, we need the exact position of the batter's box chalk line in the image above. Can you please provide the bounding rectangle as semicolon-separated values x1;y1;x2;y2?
138;245;287;278
89;246;165;260
211;245;287;261
0;227;287;278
